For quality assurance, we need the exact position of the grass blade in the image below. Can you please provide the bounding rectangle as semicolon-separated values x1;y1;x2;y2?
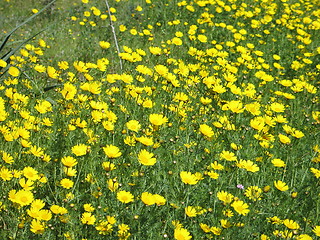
0;0;56;54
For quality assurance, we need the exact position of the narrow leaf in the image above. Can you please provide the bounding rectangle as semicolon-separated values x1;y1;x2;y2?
0;0;56;53
44;84;62;92
1;28;47;63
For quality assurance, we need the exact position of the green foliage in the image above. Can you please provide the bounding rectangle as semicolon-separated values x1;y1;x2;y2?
0;0;56;77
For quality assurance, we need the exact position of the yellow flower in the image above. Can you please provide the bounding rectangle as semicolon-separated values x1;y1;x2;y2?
230;143;242;151
244;186;262;201
231;200;250;216
31;199;45;210
138;149;156;166
117;190;134;203
18;128;30;139
278;134;291;144
29;146;44;158
208;170;219;179
180;171;199;185
174;227;192;240
200;97;212;105
220;219;232;228
149;113;168;126
199;124;214;138
23;166;39;181
71;144;88;156
210;226;222;235
143;99;154;108
64;167;77;177
310;168;320;178
118;223;130;237
60;178;74;189
83;203;95;212
200;223;211;233
31;8;39;14
283;219;300;230
73;61;88;73
35;100;52;114
223;72;237;82
119;24;127;32
50;205;68;215
37;209;52;221
217;191;234;205
103;145;122;158
274;180;289;191
172;220;183;229
0;167;13;181
102;161;116;171
136;136;154;146
102;120;114;131
27;206;40;219
150;47;162;55
58;61;69;70
210;161;224;170
47;66;59;79
223;209;234;217
30;219;45;234
141;192;156;205
245;102;261;115
296;234;312;240
81;82;101;94
197;34;207;43
107;179;119;192
236;160;260;172
61;82;77;100
154;194;166;205
81;212;96;225
267;216;282;224
225;100;244;113
271;158;286;167
292;130;304;138
171;37;183;45
0;59;7;68
270;102;285;112
185;206;197;217
260;234;270;240
61;156;78;167
220;151;237;161
313;226;320;237
99;41;110;49
14;189;34;206
12;170;22;178
250;117;265;131
126;120;141;132
34;64;46;73
19;178;34;190
8;66;20;77
136;65;153;76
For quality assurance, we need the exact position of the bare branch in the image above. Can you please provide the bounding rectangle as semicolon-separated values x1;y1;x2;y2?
104;0;123;71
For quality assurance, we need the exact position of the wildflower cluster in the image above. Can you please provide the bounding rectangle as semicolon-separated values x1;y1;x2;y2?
0;0;319;239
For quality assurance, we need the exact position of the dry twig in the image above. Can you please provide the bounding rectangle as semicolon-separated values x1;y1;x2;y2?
104;0;123;71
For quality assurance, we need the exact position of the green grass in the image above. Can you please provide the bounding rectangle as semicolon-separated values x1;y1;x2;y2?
0;0;320;239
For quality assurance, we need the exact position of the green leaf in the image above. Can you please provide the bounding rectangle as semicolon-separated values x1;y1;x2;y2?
0;0;56;51
1;28;47;63
0;28;47;77
45;97;57;105
0;33;12;53
44;84;62;92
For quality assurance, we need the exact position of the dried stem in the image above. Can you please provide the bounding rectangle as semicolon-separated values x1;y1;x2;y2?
104;0;123;71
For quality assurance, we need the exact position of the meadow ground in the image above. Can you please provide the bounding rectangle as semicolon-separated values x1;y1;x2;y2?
0;0;320;239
